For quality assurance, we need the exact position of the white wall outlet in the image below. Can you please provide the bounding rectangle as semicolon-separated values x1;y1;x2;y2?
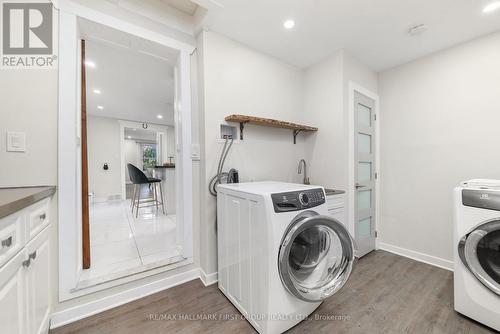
6;131;26;152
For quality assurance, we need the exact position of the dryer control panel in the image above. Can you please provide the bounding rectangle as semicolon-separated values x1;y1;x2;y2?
271;188;325;213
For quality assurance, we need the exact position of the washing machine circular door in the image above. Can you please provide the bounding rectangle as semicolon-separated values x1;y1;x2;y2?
278;211;356;303
458;219;500;296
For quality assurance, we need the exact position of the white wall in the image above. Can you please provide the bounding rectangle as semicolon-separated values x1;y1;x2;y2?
378;31;500;263
0;70;58;187
303;50;378;236
124;139;140;183
87;115;122;199
198;31;308;274
302;52;344;188
167;127;176;163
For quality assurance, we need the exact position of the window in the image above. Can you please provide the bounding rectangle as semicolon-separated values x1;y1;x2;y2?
142;143;157;170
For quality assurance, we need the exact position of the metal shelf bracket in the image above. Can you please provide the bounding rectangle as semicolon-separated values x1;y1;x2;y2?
293;130;303;144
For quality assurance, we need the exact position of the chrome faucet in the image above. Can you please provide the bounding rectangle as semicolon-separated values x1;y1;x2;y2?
298;159;310;185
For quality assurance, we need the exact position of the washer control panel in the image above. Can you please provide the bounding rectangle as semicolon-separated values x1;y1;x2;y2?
271;188;325;213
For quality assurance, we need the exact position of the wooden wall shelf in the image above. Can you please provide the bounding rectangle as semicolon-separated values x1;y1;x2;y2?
225;114;318;144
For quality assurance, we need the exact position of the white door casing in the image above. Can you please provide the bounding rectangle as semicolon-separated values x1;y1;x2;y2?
56;1;195;300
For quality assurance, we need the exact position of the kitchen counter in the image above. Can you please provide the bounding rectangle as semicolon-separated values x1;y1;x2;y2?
324;188;345;196
151;168;176;214
0;186;56;219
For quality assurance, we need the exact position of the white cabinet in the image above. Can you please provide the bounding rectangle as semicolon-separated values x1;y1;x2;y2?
326;193;346;224
26;227;50;334
0;249;27;334
0;212;25;268
0;198;52;334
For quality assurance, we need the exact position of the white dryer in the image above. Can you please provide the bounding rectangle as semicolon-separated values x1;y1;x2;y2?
454;179;500;331
217;182;356;334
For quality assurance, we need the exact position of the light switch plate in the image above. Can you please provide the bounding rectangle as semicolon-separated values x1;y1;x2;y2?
7;131;26;152
191;144;200;161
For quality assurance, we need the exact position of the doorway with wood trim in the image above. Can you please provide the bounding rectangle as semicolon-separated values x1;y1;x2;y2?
78;19;184;288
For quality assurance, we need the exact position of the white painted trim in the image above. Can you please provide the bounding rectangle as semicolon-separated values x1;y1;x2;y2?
347;82;380;252
379;242;454;271
199;269;218;286
192;0;224;10
178;50;194;259
50;268;200;329
58;10;80;302
53;0;195;52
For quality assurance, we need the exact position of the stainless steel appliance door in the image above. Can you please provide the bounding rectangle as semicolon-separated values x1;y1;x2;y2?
458;219;500;296
278;211;356;302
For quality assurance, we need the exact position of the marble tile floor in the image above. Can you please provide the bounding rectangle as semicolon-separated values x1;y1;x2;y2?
77;198;181;286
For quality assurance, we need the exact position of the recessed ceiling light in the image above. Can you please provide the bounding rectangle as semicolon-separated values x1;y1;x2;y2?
127;135;131;139
85;60;96;68
132;128;137;131
97;105;104;110
93;89;101;94
157;114;163;119
483;1;500;13
283;19;295;30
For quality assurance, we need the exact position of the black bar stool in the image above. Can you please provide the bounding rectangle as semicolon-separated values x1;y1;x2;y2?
127;163;165;217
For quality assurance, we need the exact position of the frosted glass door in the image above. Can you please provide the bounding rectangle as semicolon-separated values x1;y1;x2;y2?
354;91;376;257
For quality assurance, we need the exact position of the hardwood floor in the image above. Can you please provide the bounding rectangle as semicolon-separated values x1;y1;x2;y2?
51;251;495;334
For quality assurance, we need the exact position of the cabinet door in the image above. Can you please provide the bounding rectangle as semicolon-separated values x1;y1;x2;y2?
25;227;50;334
0;249;27;334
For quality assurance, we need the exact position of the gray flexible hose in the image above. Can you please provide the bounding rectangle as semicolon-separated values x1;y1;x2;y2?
209;137;234;196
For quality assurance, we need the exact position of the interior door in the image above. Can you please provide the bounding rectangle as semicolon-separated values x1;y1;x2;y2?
81;39;90;269
354;91;376;257
278;211;355;302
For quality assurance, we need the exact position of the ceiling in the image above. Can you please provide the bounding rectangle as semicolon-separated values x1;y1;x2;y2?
124;127;159;141
202;0;500;71
161;0;199;16
79;19;177;126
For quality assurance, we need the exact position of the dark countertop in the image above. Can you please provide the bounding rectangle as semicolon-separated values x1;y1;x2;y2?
154;165;175;169
0;186;56;219
325;188;345;196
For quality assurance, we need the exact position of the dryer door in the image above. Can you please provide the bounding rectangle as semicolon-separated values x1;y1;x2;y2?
458;219;500;296
278;211;356;302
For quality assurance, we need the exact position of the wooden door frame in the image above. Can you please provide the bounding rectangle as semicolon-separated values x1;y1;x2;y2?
81;39;90;269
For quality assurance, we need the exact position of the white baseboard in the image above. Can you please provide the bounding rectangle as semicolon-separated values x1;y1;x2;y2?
50;268;200;329
378;242;454;272
199;268;218;286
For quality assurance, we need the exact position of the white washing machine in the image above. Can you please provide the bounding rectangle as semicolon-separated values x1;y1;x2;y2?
454;179;500;331
217;182;356;334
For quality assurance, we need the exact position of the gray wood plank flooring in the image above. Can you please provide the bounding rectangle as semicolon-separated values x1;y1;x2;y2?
51;251;496;334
